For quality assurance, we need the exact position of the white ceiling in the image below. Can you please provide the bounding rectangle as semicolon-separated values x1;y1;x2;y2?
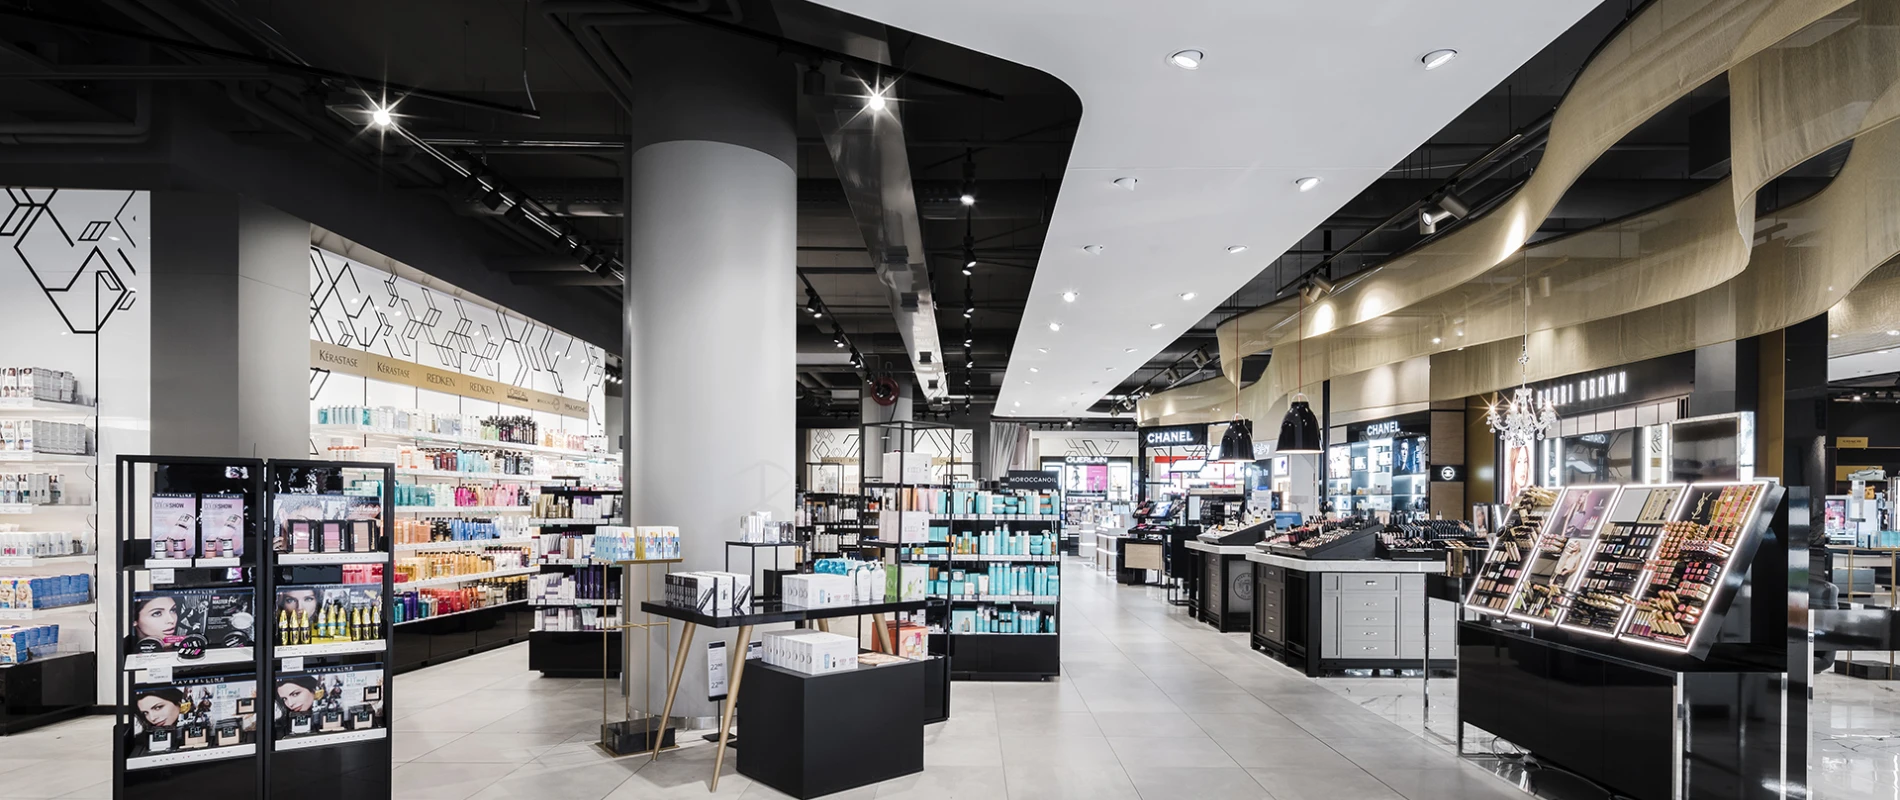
806;0;1602;417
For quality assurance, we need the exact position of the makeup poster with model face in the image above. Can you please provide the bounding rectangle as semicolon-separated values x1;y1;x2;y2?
271;494;355;553
197;494;246;560
150;493;198;560
273;663;385;739
130;587;255;656
128;674;259;757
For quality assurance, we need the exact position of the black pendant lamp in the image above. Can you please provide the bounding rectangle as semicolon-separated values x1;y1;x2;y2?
1274;278;1324;454
1218;418;1254;463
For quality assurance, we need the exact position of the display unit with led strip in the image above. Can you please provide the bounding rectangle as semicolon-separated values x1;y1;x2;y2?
1504;485;1621;624
1553;484;1687;637
1462;486;1559;614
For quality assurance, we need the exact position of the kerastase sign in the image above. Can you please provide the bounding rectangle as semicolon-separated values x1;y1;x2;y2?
311;341;589;419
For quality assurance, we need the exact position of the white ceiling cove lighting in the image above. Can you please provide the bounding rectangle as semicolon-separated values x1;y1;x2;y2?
1082;245;1104;255
1225;246;1248;254
1168;49;1204;70
1114;177;1139;190
1049;322;1063;332
1421;49;1459;70
1179;292;1196;301
1061;291;1078;303
1295;176;1322;192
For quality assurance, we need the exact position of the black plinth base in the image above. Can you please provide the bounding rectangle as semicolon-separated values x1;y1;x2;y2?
602;716;677;756
738;659;924;800
269;734;393;800
0;650;96;735
950;634;1059;680
528;629;621;678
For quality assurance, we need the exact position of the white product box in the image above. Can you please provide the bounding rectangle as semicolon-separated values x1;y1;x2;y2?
762;631;857;676
879;511;929;544
879;452;932;484
885;563;929;601
782;574;855;608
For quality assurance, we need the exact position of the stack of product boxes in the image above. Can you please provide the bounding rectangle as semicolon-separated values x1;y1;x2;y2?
0;471;69;506
0;573;92;610
0;622;58;663
781;572;857;608
663;571;753;614
760;630;857;675
0;420;93;456
0;367;81;404
0;527;89;558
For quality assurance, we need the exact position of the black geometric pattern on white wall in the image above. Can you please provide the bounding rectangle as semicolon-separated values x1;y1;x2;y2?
307;245;604;413
1;187;141;334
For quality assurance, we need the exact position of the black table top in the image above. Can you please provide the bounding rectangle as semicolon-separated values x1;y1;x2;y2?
639;598;936;628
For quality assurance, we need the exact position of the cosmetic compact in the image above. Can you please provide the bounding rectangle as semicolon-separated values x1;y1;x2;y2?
350;706;373;729
363;685;382;703
320;709;344;732
183;722;208;749
215;719;241;746
289;713;312;735
148;729;173;753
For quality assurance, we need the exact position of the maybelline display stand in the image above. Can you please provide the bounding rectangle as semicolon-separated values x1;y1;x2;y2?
113;456;395;800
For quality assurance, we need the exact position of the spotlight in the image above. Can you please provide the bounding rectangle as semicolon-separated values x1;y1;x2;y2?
1049;322;1062;332
1179;292;1196;301
964;307;975;318
834;338;845;348
1082;245;1104;255
1225;246;1248;254
959;194;976;206
1168;49;1204;70
866;89;888;112
808;303;822;318
1308;274;1334;295
1061;291;1078;303
1114;177;1139;190
1421;49;1459;70
369;104;394;128
1295;176;1322;192
1149;322;1164;330
962;265;973;276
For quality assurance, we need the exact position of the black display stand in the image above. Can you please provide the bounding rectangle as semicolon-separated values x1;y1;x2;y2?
736;659;925;800
115;456;269;800
528;487;623;678
0;650;95;734
1457;482;1796;800
112;456;397;800
1193;546;1253;632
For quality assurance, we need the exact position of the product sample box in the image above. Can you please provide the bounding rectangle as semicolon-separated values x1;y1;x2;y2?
130;587;256;654
782;574;856;608
664;571;752;614
274;663;386;739
761;630;858;675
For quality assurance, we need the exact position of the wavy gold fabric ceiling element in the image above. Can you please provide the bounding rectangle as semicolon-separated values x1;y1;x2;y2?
1140;0;1887;429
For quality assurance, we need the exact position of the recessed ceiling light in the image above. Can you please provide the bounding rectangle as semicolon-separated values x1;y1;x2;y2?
1024;381;1031;386
1037;348;1048;353
1013;401;1020;407
1295;176;1322;192
1226;246;1247;254
1456;330;1465;337
866;90;889;112
1421;49;1458;70
370;104;394;127
1114;177;1139;191
1083;245;1104;255
1125;347;1137;353
1061;291;1078;303
1831;333;1841;339
1149;322;1164;330
1168;49;1204;70
1030;367;1039;373
1431;337;1441;345
1179;292;1196;301
1049;322;1062;332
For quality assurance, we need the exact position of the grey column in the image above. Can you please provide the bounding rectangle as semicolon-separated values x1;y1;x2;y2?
617;27;796;724
150;191;310;459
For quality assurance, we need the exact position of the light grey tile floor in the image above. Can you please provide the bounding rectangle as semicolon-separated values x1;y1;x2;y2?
44;560;1900;798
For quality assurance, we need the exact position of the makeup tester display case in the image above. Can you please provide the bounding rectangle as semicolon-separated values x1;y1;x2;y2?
1458;480;1795;800
114;456;396;800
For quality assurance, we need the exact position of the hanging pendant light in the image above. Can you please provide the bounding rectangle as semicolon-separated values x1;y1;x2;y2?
1485;255;1559;448
1275;278;1324;454
1217;291;1255;463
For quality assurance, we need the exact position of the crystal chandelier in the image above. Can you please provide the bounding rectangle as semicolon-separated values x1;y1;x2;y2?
1486;255;1558;448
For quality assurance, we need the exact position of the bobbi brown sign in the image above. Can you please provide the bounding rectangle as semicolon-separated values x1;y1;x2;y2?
310;341;589;419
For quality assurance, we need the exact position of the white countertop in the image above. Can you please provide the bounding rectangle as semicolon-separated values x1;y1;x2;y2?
1184;540;1256;555
1245;551;1447;573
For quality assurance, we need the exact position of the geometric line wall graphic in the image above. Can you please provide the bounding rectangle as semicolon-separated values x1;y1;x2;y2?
306;245;605;421
1;187;142;334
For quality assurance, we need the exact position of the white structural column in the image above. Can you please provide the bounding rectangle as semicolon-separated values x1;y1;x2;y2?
621;28;796;724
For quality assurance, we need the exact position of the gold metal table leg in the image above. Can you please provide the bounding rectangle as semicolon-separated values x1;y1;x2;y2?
650;622;696;761
872;612;890;653
710;624;753;792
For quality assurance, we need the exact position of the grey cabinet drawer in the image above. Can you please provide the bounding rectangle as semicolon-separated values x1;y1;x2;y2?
1258;565;1284;584
1341;625;1395;643
1336;594;1397;613
1399;640;1454;659
1340;575;1400;593
1339;641;1397;658
1340;611;1396;627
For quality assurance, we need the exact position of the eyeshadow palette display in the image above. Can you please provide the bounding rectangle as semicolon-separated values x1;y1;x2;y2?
270;494;385;554
1622;482;1766;650
272;662;386;745
1465;486;1560;613
126;673;261;764
1263;520;1381;559
1509;486;1618;623
1558;486;1684;636
1378;519;1480;560
1464;480;1778;658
